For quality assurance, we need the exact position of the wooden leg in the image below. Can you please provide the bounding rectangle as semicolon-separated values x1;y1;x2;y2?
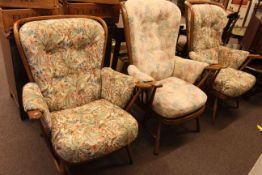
235;97;239;109
53;159;66;175
154;120;161;155
125;144;133;164
212;97;218;125
195;117;200;132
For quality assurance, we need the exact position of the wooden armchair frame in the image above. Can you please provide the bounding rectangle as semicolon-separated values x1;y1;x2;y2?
185;0;261;124
120;2;215;154
13;15;143;175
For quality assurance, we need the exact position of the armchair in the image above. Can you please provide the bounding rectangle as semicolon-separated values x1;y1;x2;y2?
14;16;140;175
185;0;256;124
121;0;210;154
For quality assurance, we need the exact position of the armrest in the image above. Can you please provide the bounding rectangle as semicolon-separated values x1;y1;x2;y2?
23;83;51;129
127;65;155;82
218;46;249;69
205;64;226;71
101;67;136;108
173;56;209;84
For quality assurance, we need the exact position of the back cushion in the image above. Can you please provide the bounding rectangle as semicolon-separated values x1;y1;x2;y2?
19;18;106;111
125;0;181;80
191;4;227;51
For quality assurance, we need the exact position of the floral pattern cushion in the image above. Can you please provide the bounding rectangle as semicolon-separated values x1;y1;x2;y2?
173;56;208;84
127;65;155;82
23;82;52;129
189;47;219;64
101;67;136;108
213;68;256;97
218;46;249;69
19;18;106;111
191;4;227;51
152;77;207;118
125;0;181;80
51;99;138;163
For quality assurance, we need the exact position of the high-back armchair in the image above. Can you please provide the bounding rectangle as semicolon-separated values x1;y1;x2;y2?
14;16;140;174
121;0;210;154
185;0;256;123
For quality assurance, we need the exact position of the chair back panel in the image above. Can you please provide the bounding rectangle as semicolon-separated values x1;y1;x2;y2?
124;0;181;80
19;18;106;111
191;4;227;51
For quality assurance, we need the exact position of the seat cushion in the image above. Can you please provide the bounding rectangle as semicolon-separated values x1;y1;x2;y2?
213;68;256;97
152;77;207;118
51;99;138;163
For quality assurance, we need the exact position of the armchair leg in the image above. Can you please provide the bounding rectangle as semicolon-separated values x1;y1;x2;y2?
125;144;133;164
235;97;239;109
154;120;162;155
54;159;66;175
195;118;200;132
212;97;218;125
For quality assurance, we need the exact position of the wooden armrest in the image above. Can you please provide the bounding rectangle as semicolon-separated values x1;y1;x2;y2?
136;81;163;89
205;64;226;71
27;110;42;120
248;54;262;59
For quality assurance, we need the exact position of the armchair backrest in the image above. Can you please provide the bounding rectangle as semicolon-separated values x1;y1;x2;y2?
14;16;107;111
122;0;181;81
185;1;227;52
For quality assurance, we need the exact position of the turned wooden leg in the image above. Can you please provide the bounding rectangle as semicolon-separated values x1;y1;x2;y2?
212;97;218;125
196;117;200;132
125;144;133;164
154;120;161;155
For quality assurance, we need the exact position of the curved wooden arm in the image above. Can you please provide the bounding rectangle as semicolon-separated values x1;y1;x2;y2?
248;54;262;59
27;110;42;120
239;54;262;70
205;64;226;71
135;81;163;89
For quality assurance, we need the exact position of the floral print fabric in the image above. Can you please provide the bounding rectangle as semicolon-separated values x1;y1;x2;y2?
152;77;207;118
191;4;227;51
19;18;106;111
23;82;52;129
189;47;219;64
213;68;256;97
173;56;208;84
218;46;249;69
101;67;136;108
125;0;181;80
51;99;138;163
127;65;155;82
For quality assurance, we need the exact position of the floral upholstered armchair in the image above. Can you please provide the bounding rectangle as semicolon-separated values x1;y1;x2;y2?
13;16;140;174
121;0;211;154
185;0;256;123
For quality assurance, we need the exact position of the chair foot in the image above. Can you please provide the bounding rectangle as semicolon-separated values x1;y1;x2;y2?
154;121;161;155
125;144;133;164
212;97;218;125
195;118;200;132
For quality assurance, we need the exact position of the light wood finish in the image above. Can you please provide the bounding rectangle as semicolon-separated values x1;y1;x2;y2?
63;1;120;23
13;15;140;175
0;6;62;35
65;0;121;4
0;0;59;9
121;2;207;155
